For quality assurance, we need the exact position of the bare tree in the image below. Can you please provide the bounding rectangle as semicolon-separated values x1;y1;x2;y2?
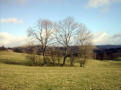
77;24;94;67
55;17;78;66
27;19;55;65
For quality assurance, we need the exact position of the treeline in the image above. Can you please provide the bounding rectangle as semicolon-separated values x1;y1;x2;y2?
24;17;95;67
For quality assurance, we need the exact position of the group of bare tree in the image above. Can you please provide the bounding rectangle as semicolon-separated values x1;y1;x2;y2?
27;17;94;67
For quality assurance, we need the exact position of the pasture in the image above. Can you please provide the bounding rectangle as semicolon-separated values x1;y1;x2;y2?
0;50;121;90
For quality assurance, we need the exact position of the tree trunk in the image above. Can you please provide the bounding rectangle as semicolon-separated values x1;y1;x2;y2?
62;55;67;66
62;48;68;66
42;51;46;64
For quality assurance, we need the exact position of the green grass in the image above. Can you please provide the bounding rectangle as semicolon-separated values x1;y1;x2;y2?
0;50;121;90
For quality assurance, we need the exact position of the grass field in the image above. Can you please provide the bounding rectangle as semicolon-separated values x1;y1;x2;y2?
0;50;121;90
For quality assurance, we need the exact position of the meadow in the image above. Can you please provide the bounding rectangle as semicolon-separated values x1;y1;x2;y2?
0;50;121;90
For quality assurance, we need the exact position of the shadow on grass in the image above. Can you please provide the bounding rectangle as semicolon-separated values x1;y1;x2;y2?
0;59;76;67
0;59;32;66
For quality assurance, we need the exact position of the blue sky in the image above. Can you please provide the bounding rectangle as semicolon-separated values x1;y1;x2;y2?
0;0;121;47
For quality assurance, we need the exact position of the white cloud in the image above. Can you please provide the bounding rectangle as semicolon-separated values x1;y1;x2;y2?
86;0;121;13
0;31;56;47
0;32;27;47
87;0;110;8
87;0;121;8
0;18;23;24
92;31;121;45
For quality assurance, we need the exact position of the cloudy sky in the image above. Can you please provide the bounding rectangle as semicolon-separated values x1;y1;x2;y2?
0;0;121;47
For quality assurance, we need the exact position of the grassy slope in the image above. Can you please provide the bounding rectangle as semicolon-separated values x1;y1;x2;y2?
0;50;121;90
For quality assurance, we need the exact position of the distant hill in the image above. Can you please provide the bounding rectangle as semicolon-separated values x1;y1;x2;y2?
96;45;121;50
95;45;121;60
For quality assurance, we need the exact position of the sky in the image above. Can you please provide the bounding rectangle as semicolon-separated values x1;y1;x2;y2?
0;0;121;47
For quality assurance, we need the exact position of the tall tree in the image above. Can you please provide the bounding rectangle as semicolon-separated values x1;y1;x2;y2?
55;17;78;65
27;19;55;64
77;24;94;67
